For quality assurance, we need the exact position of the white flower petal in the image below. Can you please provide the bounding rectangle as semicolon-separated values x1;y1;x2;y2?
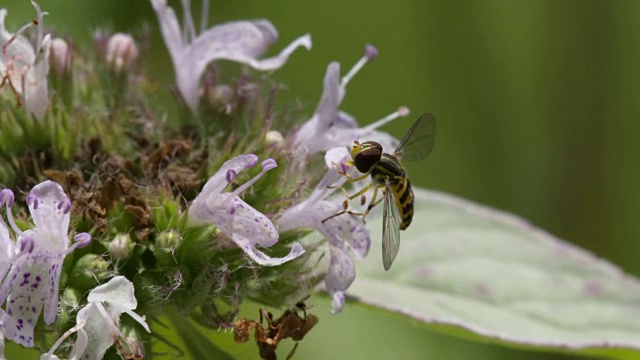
87;276;137;309
24;33;50;120
330;291;346;314
324;147;351;169
325;242;356;292
242;242;305;266
0;3;50;120
0;9;35;96
45;276;149;360
71;305;110;360
149;0;183;66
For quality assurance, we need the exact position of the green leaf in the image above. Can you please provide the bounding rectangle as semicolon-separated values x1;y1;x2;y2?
165;307;235;360
348;188;640;359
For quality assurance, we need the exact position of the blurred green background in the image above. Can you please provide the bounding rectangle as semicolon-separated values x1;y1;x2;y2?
6;0;640;359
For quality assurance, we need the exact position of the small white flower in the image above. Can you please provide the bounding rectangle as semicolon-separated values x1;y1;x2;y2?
0;1;51;120
106;33;139;72
0;181;91;347
277;148;371;313
150;0;312;113
189;154;304;266
293;45;410;155
41;276;150;360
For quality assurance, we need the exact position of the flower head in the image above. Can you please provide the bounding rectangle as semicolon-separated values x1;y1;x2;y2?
0;1;51;120
189;154;304;266
293;45;410;155
150;0;312;113
41;276;150;360
278;148;371;313
0;181;91;347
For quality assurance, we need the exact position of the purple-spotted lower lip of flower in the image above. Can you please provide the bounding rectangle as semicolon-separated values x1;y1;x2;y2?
150;0;311;113
189;154;304;266
0;180;84;348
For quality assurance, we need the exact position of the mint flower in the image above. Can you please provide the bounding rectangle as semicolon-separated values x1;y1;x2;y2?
150;0;312;113
293;45;409;155
41;276;150;360
278;148;371;313
0;1;51;120
189;154;305;266
0;181;91;347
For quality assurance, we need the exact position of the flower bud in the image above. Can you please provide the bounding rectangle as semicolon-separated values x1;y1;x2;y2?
207;84;234;112
117;322;146;360
50;37;72;76
57;287;82;325
154;229;182;266
69;254;111;292
109;233;134;261
106;32;139;72
265;130;284;147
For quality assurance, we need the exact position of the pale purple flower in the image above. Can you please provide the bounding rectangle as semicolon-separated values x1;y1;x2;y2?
150;0;312;113
189;154;304;266
0;181;91;347
0;218;14;360
41;276;150;360
0;1;51;120
277;148;371;313
293;45;410;155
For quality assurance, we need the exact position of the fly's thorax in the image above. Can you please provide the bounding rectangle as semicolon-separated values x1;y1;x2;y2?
352;141;383;174
370;153;405;185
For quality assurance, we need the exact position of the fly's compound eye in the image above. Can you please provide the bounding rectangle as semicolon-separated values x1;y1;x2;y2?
353;141;383;173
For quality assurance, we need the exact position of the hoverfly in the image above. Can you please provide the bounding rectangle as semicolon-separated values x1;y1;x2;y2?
323;113;436;270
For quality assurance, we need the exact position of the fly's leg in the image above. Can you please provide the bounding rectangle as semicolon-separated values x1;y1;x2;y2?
322;184;384;224
327;178;372;201
321;182;373;223
286;343;300;360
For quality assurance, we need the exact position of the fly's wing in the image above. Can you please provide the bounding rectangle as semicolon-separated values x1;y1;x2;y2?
382;178;401;271
394;113;436;162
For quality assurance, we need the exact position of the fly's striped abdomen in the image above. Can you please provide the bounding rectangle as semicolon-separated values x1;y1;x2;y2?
394;178;414;230
370;154;414;230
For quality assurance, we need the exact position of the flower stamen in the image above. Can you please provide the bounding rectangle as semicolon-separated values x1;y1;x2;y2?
340;44;378;90
229;158;277;198
363;106;411;132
